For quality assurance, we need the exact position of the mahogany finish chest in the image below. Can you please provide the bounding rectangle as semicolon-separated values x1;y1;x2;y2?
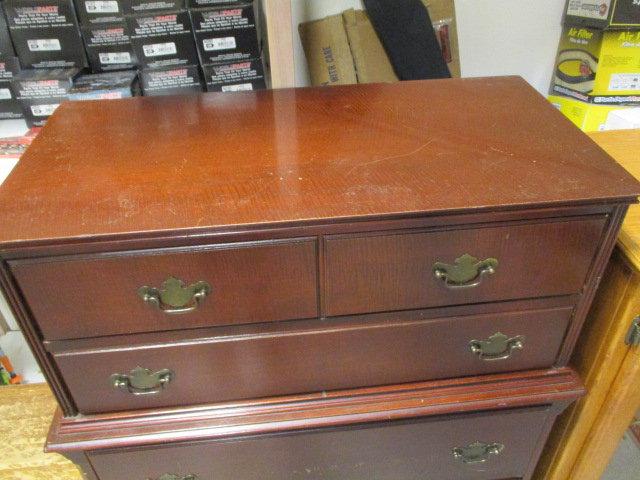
0;77;637;480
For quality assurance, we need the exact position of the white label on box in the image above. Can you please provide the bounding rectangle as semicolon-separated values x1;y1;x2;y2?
609;73;640;91
27;39;62;52
566;0;612;20
143;42;177;57
85;1;119;13
31;104;60;117
203;36;236;51
221;83;253;92
99;52;131;64
0;88;11;100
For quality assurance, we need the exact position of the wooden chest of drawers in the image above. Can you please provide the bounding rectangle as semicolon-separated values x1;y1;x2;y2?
0;77;637;480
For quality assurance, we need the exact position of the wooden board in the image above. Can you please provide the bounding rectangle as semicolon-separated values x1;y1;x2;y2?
534;129;640;480
0;383;81;480
0;78;637;248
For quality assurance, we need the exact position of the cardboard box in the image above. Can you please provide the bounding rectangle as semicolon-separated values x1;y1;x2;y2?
130;0;186;14
140;64;203;95
551;25;640;102
604;107;640;128
190;3;260;65
0;3;16;58
68;70;139;100
81;22;137;71
74;0;129;25
549;93;638;131
11;67;80;126
342;9;397;84
128;10;199;69
299;1;459;87
299;13;357;86
4;0;87;69
202;57;265;91
565;0;640;29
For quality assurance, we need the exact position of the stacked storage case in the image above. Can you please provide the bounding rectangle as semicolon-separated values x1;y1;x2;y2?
0;0;267;126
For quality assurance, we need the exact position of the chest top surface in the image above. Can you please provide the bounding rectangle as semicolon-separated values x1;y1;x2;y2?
0;76;637;247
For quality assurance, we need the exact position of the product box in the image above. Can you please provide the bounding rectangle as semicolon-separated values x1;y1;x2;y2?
564;0;640;29
188;0;243;7
0;56;20;82
139;64;203;95
549;93;638;131
0;57;22;119
74;0;129;25
190;2;260;65
81;22;137;71
202;57;265;91
0;3;16;58
68;70;139;100
130;0;185;14
11;67;80;126
4;0;88;69
128;10;199;69
551;25;640;103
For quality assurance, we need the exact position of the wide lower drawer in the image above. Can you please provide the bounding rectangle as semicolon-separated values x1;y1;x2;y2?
51;299;573;413
87;406;550;480
324;217;606;316
9;238;318;340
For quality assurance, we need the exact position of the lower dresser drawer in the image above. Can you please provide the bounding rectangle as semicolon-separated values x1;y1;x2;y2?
86;406;549;480
50;299;573;414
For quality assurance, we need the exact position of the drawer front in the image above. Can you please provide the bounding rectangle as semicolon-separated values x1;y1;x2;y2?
53;301;572;413
10;239;318;340
88;406;550;480
324;218;606;316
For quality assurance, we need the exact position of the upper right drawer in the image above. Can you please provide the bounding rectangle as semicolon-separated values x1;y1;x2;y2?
324;217;607;317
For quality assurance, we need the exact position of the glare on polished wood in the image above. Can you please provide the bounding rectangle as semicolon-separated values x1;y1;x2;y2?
0;77;637;246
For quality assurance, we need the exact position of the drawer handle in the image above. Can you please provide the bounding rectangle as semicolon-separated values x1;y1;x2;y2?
469;332;525;361
138;277;212;314
110;366;174;396
433;254;498;289
452;441;504;464
151;475;199;480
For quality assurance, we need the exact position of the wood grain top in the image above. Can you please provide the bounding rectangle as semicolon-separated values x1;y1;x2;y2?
588;130;640;272
0;77;638;247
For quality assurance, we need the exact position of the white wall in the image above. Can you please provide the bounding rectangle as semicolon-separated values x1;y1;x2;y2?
456;0;564;94
291;0;565;95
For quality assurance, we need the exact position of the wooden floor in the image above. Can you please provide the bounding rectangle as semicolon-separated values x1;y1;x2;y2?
0;383;82;480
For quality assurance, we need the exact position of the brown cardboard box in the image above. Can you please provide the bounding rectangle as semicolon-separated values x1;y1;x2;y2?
299;0;459;86
343;9;398;84
298;13;357;86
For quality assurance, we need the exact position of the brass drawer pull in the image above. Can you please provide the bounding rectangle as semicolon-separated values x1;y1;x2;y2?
111;366;174;396
138;276;212;314
469;332;525;361
452;441;504;464
151;475;199;480
433;254;498;289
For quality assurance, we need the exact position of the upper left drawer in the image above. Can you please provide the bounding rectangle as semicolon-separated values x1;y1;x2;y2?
9;239;318;340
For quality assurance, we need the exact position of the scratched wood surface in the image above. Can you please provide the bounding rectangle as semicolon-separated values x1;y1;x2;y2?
0;77;637;247
0;383;81;480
